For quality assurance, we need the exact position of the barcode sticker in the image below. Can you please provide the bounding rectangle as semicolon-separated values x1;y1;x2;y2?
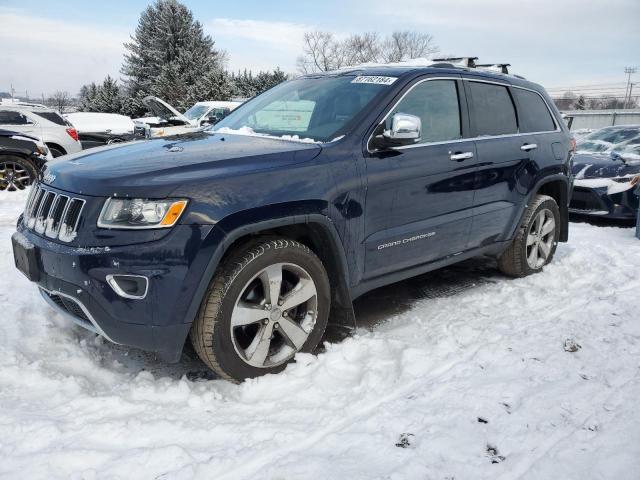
351;76;398;85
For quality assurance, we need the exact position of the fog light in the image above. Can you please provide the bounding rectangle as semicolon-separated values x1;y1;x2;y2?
106;274;149;300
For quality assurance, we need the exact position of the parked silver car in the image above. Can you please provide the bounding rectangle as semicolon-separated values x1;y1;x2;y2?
0;103;82;157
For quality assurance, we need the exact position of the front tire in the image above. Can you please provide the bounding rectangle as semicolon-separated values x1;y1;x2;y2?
190;238;331;382
498;194;560;277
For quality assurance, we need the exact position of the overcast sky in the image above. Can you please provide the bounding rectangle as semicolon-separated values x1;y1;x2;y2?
1;0;638;98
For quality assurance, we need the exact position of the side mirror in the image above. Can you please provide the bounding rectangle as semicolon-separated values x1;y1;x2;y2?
383;113;421;146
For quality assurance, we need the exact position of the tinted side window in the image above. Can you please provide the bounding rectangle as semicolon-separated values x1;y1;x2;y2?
390;80;461;143
513;89;555;132
468;82;517;136
33;111;70;126
0;111;31;125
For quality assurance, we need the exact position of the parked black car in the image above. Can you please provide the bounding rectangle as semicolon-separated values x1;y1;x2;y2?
570;125;640;220
0;129;50;191
12;61;573;381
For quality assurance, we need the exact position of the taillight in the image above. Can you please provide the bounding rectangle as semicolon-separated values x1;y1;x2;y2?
570;137;576;153
66;127;79;142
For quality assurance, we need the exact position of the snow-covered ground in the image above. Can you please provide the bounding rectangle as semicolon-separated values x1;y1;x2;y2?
1;190;639;480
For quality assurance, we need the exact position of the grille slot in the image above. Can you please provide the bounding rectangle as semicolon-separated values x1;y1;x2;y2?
22;183;85;243
45;195;69;238
44;291;91;325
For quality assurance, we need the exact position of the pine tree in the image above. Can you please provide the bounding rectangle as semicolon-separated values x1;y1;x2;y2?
576;95;586;110
95;76;122;113
121;0;227;115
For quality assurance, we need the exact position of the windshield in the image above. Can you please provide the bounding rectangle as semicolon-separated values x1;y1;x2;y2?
184;104;210;121
577;126;640;154
211;76;392;142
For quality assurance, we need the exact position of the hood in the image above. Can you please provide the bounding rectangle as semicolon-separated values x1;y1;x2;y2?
142;96;192;125
572;152;640;180
41;131;322;197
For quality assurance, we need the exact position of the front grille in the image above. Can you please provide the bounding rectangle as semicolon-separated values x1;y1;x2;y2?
23;184;85;242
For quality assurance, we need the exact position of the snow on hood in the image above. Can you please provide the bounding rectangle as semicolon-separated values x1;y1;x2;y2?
212;126;322;144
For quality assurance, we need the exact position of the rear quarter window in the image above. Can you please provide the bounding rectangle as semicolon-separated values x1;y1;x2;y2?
0;110;32;125
513;88;556;133
32;111;70;126
468;82;518;136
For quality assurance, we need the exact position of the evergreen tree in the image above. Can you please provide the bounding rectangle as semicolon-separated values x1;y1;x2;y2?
121;0;227;115
231;68;288;99
95;76;122;113
78;82;99;111
77;76;124;114
576;95;586;110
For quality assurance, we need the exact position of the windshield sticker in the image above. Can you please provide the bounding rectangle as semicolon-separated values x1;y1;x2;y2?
351;76;398;85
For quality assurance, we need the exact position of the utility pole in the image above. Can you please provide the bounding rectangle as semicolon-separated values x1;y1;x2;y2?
628;83;636;109
624;67;637;109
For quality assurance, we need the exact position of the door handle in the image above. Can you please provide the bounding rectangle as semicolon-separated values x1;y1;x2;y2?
449;151;474;161
521;143;538;151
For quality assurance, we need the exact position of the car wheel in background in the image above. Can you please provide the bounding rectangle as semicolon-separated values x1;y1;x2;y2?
0;155;38;192
190;238;331;382
498;194;560;277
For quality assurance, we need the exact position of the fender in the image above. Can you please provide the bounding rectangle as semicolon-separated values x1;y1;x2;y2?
508;173;571;243
182;205;356;336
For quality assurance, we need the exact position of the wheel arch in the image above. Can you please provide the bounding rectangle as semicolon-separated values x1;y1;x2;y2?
186;212;356;339
507;174;570;243
45;142;66;156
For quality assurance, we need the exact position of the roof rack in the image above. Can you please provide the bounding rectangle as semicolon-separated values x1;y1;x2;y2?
432;57;478;68
476;63;511;74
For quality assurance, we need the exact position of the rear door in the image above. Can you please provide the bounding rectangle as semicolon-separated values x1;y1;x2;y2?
464;79;535;247
363;76;477;278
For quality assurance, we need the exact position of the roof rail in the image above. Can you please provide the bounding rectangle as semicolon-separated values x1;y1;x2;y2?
432;57;478;68
476;63;511;74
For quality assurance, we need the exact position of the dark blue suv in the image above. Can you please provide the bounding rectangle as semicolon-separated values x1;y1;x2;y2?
12;63;573;381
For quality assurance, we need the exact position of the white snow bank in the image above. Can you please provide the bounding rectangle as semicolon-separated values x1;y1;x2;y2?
1;190;639;479
66;112;134;135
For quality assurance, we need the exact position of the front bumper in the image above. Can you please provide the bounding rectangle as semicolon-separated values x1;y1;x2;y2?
569;185;638;220
13;221;223;362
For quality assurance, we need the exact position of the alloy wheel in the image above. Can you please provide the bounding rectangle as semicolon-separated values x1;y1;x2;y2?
0;161;34;191
526;208;556;269
230;262;318;368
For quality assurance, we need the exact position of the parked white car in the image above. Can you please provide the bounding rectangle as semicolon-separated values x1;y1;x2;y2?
0;103;82;157
183;100;242;126
134;96;241;138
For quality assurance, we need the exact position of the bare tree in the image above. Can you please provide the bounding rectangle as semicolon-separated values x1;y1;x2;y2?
296;31;346;74
297;30;439;74
49;90;70;113
380;31;439;63
342;32;381;67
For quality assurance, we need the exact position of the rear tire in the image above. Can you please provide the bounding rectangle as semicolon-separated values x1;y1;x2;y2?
0;155;38;192
190;238;330;382
498;194;560;277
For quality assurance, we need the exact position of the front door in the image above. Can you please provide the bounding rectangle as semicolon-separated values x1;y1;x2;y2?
363;77;477;278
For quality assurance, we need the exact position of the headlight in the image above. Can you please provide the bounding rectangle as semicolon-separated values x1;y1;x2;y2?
98;198;188;229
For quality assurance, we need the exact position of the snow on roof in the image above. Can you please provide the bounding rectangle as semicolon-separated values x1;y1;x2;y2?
65;112;134;134
338;57;438;71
